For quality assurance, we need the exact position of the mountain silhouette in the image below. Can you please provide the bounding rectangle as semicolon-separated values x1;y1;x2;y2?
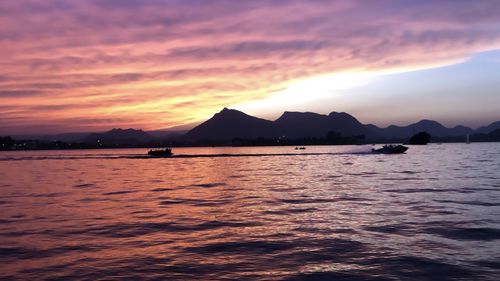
328;112;369;136
184;108;276;140
275;111;329;138
147;122;201;138
488;128;500;140
273;111;369;138
184;108;494;142
476;121;500;134
371;119;473;138
185;108;371;141
8;108;498;145
83;128;155;145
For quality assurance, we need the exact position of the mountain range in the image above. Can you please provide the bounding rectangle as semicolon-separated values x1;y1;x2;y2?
8;108;500;145
184;108;497;142
83;128;155;145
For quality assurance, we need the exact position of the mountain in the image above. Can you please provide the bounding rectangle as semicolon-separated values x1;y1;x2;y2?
476;121;500;134
328;112;370;137
185;108;371;141
371;120;473;138
147;129;189;139
274;111;334;138
184;108;276;140
274;111;370;138
6;108;496;145
184;108;484;142
83;128;155;145
488;128;500;141
147;122;201;138
470;127;500;142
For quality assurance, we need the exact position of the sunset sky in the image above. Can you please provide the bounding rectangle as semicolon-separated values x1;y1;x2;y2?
1;0;499;135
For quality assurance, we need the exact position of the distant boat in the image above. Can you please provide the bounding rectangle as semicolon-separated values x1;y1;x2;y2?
372;144;408;154
147;148;173;157
295;147;306;150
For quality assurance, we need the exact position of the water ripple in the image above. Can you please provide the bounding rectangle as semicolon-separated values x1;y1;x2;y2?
0;144;499;280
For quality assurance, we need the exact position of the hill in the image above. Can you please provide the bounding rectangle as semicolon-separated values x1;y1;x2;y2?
184;108;276;140
184;108;494;143
83;128;155;146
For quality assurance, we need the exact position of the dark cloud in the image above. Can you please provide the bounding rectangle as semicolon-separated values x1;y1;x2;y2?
0;90;42;97
168;40;329;60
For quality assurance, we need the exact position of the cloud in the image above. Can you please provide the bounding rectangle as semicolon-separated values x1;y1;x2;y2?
0;90;42;97
1;0;500;134
167;40;330;60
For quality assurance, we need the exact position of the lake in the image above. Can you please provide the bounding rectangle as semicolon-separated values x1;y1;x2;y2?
0;144;499;280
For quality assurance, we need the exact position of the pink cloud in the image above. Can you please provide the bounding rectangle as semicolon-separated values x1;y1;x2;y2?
1;0;500;134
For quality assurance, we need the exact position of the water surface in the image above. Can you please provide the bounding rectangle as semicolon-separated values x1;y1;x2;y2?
0;144;499;280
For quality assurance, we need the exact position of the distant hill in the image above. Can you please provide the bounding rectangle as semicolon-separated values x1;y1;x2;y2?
476;121;500;134
184;108;276;140
184;108;497;142
184;108;365;141
328;112;370;137
488;128;500;141
274;111;330;138
147;122;200;138
147;130;188;139
185;108;366;141
83;128;155;146
370;120;473;138
470;127;500;142
273;111;370;138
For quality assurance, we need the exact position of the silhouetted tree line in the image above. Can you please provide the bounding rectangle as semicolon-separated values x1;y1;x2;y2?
409;131;431;145
1;137;98;150
0;136;167;150
0;136;15;150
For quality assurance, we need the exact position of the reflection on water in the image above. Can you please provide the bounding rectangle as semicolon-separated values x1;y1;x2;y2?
0;144;499;280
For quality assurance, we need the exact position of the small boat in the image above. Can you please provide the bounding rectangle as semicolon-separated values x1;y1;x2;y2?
147;148;173;157
372;144;408;154
295;147;306;150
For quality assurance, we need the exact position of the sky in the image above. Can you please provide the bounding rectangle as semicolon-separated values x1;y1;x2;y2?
1;0;499;134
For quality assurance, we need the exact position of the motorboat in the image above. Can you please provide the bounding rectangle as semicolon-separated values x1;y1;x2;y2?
147;148;173;157
372;144;408;154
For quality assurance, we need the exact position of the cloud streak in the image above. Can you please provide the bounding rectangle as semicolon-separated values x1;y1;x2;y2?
1;0;500;134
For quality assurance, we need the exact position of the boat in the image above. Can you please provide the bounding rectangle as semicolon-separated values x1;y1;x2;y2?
372;144;408;154
147;148;173;157
295;147;306;150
